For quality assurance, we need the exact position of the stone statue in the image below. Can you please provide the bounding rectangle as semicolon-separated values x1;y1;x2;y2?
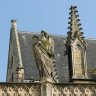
33;31;55;79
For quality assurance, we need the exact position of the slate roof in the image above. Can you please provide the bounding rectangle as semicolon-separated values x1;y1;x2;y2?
18;31;96;82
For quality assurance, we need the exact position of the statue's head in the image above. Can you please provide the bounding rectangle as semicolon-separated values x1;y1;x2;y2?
41;30;47;38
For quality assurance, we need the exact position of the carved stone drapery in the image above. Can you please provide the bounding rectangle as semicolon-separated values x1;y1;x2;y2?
33;31;58;82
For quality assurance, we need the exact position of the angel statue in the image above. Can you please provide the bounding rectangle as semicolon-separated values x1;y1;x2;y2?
33;31;55;80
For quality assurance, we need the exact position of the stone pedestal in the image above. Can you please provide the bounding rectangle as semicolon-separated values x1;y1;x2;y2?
40;77;54;83
41;77;53;96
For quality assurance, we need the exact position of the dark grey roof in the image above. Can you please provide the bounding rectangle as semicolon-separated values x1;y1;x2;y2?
18;32;40;81
86;39;96;79
18;31;96;82
86;39;96;68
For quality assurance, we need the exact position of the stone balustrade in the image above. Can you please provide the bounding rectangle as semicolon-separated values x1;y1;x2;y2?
0;82;96;96
0;83;40;96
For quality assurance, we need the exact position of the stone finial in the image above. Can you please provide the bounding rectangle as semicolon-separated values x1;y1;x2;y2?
67;5;87;46
68;6;82;37
11;19;17;28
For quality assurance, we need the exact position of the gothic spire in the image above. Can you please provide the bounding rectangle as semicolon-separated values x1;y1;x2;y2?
67;6;85;42
65;6;88;80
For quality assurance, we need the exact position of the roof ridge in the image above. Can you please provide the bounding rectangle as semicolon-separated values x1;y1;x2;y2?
17;30;96;40
17;30;67;37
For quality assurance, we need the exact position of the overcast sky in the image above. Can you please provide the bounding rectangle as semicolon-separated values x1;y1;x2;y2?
0;0;96;82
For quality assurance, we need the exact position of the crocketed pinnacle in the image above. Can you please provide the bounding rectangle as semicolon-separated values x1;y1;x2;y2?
67;6;85;40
